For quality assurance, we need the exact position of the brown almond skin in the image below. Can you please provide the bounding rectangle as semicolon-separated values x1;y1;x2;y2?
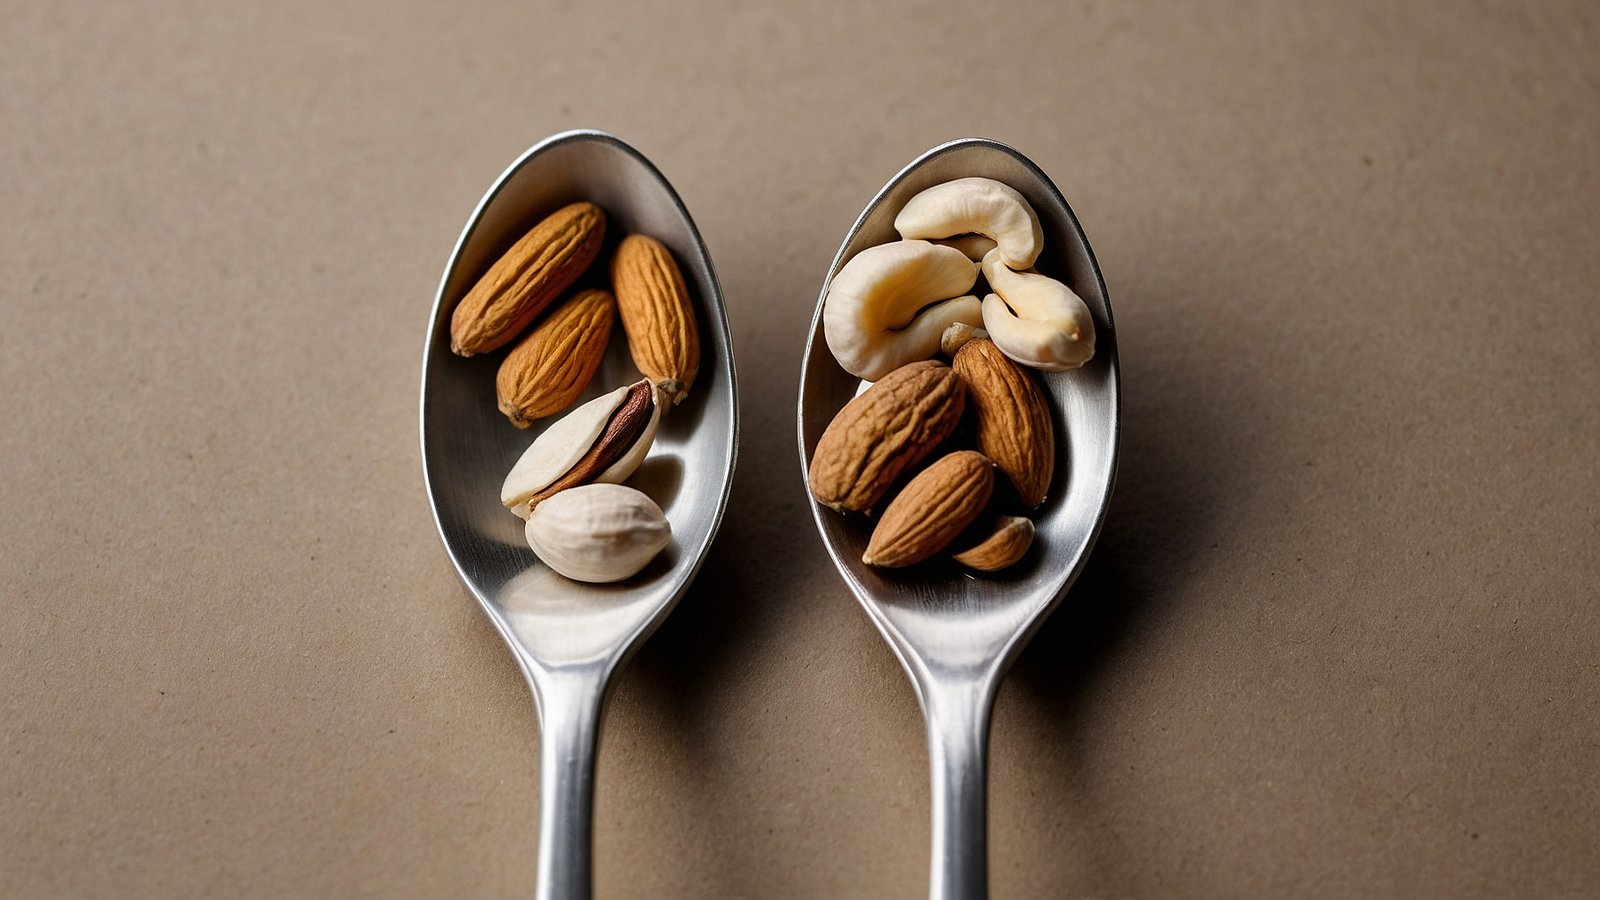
496;288;616;427
864;450;994;568
808;361;966;514
451;202;606;356
521;381;654;510
610;235;700;404
951;516;1035;572
952;338;1055;508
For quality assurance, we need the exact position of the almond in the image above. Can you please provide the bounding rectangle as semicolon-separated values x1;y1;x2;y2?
863;450;994;568
450;201;605;356
610;234;700;404
951;516;1034;571
496;288;615;427
808;361;966;514
951;338;1055;507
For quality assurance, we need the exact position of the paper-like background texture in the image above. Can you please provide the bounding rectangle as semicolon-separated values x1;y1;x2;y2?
3;1;1596;896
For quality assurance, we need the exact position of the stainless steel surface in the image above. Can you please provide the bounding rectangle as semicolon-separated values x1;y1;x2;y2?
797;138;1120;900
420;130;738;900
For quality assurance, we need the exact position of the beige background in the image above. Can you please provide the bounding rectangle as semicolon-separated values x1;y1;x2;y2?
4;0;1598;897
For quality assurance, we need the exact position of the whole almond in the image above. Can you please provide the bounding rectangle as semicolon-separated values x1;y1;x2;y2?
496;288;616;427
863;450;994;568
451;201;605;356
952;338;1055;507
610;234;700;404
808;360;966;514
951;516;1035;571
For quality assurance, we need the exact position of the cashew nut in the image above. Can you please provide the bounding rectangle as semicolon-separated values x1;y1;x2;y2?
823;240;982;380
931;234;999;262
980;248;1095;371
894;177;1043;270
939;321;989;356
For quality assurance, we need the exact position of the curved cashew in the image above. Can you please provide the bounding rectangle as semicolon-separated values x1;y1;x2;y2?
823;240;982;380
894;178;1043;269
932;234;999;262
980;248;1095;371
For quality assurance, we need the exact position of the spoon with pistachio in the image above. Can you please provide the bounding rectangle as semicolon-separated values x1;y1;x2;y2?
422;130;738;900
797;138;1119;899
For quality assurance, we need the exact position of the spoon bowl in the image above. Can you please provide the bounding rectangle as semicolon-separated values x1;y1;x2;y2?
797;138;1118;899
422;130;737;900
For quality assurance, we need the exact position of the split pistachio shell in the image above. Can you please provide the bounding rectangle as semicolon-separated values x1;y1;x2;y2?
894;177;1043;270
595;383;662;484
980;248;1095;371
525;483;672;583
501;379;661;519
822;240;982;381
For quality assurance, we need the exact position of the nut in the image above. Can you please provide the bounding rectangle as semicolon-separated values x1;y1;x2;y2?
451;201;606;356
951;516;1035;571
894;177;1043;269
823;240;982;380
932;234;999;262
496;288;616;427
952;338;1055;508
501;379;661;519
610;234;700;405
863;450;994;568
808;360;966;514
939;322;989;356
525;483;671;583
980;248;1095;371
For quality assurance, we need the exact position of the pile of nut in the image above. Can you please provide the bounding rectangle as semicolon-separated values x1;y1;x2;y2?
809;177;1096;571
448;201;700;583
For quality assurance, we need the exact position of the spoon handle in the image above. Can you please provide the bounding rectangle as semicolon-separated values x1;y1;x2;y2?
529;666;608;900
923;675;997;900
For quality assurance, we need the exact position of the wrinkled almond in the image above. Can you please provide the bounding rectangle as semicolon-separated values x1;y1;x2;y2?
808;361;966;514
863;450;994;568
952;338;1055;507
496;288;616;427
610;234;700;405
451;201;605;356
951;516;1034;571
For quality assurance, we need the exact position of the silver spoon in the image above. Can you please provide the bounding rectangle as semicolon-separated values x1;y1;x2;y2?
797;138;1119;900
421;130;738;900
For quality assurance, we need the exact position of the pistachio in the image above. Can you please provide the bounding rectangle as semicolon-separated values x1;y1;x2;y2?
501;379;661;519
526;483;671;583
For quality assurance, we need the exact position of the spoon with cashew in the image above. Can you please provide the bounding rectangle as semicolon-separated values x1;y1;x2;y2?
422;130;738;900
798;138;1119;899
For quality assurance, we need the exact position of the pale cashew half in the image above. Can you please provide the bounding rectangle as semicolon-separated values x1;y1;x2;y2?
824;240;982;380
980;248;1095;371
894;177;1044;269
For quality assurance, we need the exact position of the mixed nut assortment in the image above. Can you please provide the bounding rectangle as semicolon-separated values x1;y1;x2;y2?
449;201;700;584
809;177;1096;571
